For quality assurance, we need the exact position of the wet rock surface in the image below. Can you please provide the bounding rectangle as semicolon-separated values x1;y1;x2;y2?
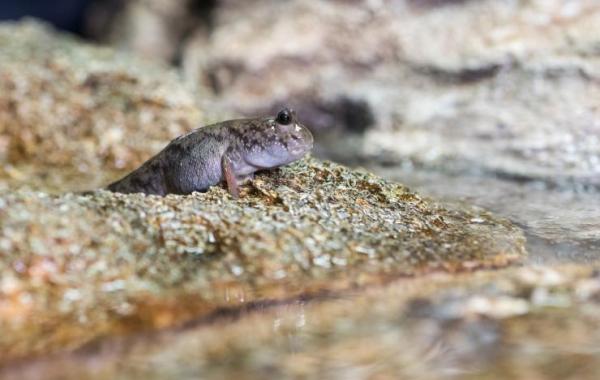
373;166;600;264
4;265;600;380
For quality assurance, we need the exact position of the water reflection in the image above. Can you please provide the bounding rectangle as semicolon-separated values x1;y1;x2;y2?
369;165;600;264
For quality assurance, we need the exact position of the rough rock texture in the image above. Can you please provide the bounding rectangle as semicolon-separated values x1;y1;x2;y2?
0;158;526;363
0;21;204;192
4;265;600;380
178;0;600;187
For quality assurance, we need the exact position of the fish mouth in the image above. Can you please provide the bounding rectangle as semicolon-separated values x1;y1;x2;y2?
289;126;314;157
290;143;313;157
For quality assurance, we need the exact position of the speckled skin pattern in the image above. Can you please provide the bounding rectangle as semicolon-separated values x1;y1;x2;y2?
107;108;313;197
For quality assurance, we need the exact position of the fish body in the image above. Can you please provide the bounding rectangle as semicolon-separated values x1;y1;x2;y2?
107;108;313;197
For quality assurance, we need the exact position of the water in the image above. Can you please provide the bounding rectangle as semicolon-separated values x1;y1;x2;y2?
369;164;600;264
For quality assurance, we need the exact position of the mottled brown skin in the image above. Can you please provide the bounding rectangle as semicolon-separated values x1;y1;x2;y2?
107;108;313;197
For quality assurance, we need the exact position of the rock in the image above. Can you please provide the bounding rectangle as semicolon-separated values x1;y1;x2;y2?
178;0;600;187
0;20;204;192
0;157;526;362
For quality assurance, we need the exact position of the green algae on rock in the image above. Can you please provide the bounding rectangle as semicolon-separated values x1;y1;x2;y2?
0;158;526;362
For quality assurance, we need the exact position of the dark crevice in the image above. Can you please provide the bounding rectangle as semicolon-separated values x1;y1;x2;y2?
408;0;475;10
411;63;505;84
172;0;219;66
265;96;376;136
187;0;218;30
81;0;125;41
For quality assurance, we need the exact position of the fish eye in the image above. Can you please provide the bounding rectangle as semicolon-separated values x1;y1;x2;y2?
276;109;292;125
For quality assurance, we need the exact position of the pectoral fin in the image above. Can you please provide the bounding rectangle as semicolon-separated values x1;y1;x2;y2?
222;155;239;198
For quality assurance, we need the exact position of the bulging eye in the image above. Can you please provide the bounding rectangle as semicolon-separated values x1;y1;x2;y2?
276;109;292;125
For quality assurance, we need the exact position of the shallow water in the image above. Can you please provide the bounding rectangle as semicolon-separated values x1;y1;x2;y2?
369;165;600;264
